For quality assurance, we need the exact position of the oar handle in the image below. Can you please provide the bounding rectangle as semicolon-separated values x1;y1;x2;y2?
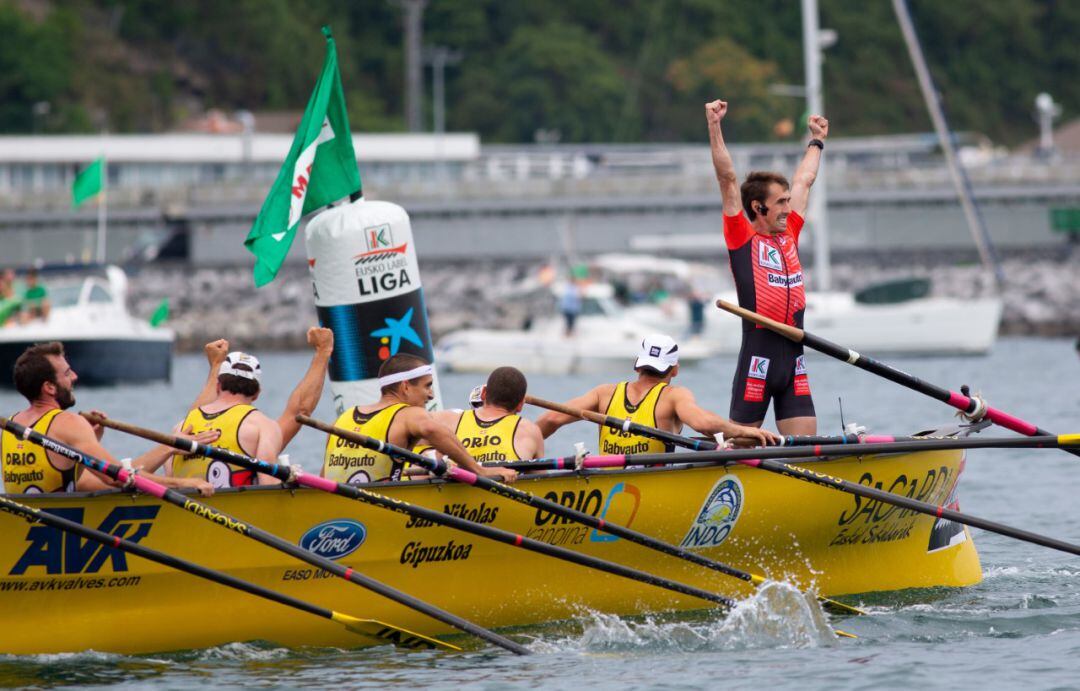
524;395;585;419
82;412;182;449
716;299;805;343
82;412;294;483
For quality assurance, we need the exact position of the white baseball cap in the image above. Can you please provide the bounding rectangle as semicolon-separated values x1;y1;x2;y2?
634;334;679;373
219;352;262;381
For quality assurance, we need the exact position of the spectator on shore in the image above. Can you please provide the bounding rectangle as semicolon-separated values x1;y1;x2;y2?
687;290;706;338
0;271;17;326
560;279;582;337
19;269;48;323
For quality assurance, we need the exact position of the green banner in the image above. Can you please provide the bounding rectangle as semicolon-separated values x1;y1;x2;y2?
72;157;104;207
243;26;362;287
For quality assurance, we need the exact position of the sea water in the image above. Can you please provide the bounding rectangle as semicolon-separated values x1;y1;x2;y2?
1;337;1078;689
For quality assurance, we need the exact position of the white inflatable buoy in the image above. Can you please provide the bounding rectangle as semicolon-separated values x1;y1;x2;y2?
305;198;443;413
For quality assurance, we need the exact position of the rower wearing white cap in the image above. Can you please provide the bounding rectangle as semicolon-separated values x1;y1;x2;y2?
536;334;780;452
170;350;283;488
321;354;517;485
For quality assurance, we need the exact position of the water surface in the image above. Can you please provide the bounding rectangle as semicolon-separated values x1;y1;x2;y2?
1;337;1078;689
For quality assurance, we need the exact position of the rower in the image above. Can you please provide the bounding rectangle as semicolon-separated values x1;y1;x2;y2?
321;354;517;484
425;366;544;462
536;334;780;452
1;342;214;495
171;328;336;488
706;98;828;436
411;385;483;460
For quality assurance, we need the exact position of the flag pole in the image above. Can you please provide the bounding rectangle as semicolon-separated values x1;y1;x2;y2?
96;130;107;265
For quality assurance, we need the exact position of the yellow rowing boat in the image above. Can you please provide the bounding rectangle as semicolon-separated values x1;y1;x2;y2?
0;448;980;655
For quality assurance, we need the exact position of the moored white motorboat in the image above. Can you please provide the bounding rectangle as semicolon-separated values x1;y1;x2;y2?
590;253;1004;357
436;283;717;375
0;266;173;385
630;289;1003;357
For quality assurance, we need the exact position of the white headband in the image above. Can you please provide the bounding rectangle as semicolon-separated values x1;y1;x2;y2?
378;365;433;388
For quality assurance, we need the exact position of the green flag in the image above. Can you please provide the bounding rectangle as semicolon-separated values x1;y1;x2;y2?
72;157;104;207
149;298;169;327
244;26;362;287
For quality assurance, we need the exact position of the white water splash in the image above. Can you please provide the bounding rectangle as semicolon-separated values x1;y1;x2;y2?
0;649;134;665
194;642;294;661
531;581;837;654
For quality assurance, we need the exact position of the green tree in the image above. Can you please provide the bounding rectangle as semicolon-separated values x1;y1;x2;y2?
0;5;79;132
477;22;628;142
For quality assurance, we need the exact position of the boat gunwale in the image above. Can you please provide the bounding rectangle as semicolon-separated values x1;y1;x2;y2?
0;444;965;503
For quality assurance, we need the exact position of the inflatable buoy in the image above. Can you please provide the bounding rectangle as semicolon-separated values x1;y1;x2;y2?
305;198;443;413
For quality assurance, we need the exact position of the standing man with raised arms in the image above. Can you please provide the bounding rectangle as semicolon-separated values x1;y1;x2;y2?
706;99;828;436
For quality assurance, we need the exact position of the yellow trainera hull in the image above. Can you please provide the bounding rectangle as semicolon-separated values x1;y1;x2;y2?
0;449;981;654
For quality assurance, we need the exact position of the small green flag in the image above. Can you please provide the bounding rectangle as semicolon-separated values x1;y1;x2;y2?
149;298;169;327
72;157;104;207
244;26;362;287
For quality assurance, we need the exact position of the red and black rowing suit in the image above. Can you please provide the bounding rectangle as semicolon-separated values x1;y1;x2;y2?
723;210;815;423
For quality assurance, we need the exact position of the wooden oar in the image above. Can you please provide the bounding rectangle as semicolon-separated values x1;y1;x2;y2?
527;395;722;451
86;415;741;611
0;416;529;656
294;414;862;619
482;438;1080;558
528;396;968;452
716;299;1080;459
0;494;457;651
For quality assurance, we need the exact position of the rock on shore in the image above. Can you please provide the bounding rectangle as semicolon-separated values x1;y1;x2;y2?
127;248;1080;352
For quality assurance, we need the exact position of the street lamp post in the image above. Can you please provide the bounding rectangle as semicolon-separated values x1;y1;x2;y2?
424;46;463;134
801;0;832;292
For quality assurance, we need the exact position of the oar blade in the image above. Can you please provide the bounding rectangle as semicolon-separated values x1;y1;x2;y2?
819;597;867;617
331;612;462;651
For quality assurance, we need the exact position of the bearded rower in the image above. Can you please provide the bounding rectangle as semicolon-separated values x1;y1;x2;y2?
1;342;213;495
321;354;517;485
536;334;779;452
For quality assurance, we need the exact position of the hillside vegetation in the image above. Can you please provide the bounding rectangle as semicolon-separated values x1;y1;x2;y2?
2;0;1076;145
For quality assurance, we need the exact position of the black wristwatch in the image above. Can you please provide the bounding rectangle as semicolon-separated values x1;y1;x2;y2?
808;138;824;150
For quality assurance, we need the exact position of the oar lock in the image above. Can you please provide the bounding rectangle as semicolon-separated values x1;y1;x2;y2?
956;385;990;423
573;442;588;471
118;458;138;491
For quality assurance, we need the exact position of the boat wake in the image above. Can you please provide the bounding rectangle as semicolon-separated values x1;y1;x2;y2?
530;581;836;654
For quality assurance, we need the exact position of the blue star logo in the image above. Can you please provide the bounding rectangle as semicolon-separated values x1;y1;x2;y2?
370;307;423;357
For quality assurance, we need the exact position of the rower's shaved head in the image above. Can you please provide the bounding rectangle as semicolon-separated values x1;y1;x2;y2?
485;367;527;410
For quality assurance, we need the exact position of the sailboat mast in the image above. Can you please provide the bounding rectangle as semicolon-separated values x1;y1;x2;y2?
891;0;1005;288
96;128;107;265
801;0;831;291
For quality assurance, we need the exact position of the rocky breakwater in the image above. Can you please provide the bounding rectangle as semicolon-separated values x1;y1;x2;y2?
128;249;1080;352
828;246;1080;337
